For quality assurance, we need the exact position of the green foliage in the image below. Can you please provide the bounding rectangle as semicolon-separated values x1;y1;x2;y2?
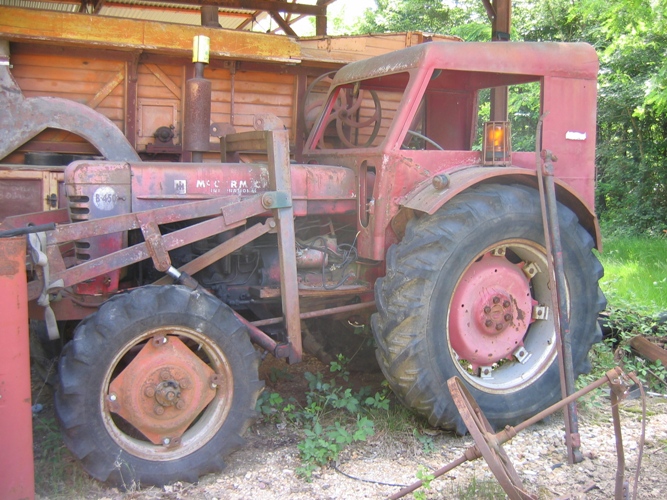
449;474;507;499
582;306;667;393
413;465;435;500
357;0;453;34
257;355;391;479
412;429;436;455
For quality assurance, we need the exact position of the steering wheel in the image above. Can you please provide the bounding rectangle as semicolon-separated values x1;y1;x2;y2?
303;72;383;148
405;129;444;151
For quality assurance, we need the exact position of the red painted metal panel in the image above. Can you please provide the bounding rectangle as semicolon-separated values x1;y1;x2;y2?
0;236;35;500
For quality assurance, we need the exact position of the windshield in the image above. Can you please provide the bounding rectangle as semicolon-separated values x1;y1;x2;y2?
306;72;410;150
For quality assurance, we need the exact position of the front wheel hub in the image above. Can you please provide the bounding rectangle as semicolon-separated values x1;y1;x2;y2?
450;253;534;370
108;335;217;445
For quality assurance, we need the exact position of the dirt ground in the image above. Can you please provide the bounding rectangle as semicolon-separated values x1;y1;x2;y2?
33;353;667;500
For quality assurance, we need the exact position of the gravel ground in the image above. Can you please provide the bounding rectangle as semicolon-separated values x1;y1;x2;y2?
74;354;667;500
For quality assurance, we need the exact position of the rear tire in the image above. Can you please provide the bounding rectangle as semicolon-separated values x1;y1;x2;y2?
372;184;605;432
55;285;262;487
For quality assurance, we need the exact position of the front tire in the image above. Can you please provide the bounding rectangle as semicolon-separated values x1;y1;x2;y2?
55;285;263;487
372;184;605;433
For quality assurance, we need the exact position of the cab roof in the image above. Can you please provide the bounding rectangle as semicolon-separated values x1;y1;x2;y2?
331;41;599;86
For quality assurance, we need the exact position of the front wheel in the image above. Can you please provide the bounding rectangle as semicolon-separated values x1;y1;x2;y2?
55;285;263;487
372;184;605;433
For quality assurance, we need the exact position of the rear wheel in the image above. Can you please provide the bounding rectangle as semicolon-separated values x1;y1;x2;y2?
372;184;605;432
55;285;262;487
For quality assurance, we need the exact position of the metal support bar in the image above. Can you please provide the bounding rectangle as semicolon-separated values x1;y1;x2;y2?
222;129;302;362
153;220;275;285
535;115;581;464
0;236;35;500
232;310;291;359
48;194;264;244
48;217;246;290
251;300;376;327
265;129;302;363
542;149;582;463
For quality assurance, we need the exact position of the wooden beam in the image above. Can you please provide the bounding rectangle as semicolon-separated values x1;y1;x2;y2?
316;0;328;36
157;0;325;16
0;7;301;63
630;336;667;367
270;12;298;37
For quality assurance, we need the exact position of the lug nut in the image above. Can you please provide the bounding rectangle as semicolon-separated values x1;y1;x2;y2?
504;314;513;322
484;306;491;314
485;320;493;328
503;300;511;308
144;387;155;398
179;378;190;389
154;405;165;415
493;296;500;304
495;323;504;331
160;369;170;381
176;399;185;410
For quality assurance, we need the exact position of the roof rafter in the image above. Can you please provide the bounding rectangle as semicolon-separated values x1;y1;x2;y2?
155;0;326;16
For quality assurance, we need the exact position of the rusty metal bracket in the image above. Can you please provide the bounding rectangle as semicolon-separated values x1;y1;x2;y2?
137;215;171;273
389;367;646;500
261;191;291;210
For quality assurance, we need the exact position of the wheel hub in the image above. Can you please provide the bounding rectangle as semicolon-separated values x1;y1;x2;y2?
450;253;534;370
108;335;218;446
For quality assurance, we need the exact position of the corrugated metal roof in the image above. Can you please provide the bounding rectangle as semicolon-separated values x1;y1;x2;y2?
0;0;271;29
1;0;79;13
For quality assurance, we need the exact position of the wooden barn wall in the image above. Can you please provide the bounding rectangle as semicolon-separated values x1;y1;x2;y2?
6;45;299;163
207;66;296;142
6;49;126;163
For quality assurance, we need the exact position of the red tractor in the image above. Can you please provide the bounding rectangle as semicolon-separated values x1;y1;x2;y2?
6;40;604;486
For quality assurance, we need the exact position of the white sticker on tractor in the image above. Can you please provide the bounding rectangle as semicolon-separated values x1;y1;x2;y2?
566;131;587;141
174;179;187;194
93;186;118;211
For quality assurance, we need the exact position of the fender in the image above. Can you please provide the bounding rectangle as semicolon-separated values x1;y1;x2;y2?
400;166;602;250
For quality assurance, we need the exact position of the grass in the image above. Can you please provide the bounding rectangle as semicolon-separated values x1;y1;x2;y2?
32;412;104;499
597;235;667;314
583;233;667;394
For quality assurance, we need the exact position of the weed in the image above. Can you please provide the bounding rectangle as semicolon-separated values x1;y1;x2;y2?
585;306;667;393
268;366;294;384
413;465;435;500
413;429;436;455
256;355;390;479
449;474;506;499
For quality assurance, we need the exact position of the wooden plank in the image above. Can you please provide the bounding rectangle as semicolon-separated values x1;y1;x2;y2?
630;336;667;367
0;7;301;63
11;65;123;83
88;69;125;109
139;63;183;78
9;52;126;71
144;63;181;99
